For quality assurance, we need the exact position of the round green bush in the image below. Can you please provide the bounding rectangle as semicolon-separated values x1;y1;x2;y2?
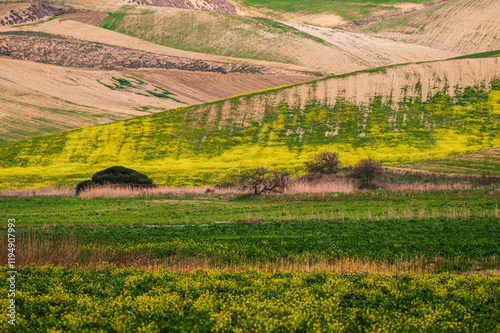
75;179;96;195
91;166;154;185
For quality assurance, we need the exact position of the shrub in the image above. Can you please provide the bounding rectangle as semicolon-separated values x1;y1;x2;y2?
236;166;290;194
75;166;155;195
350;158;383;189
304;150;342;174
75;180;96;195
91;166;154;185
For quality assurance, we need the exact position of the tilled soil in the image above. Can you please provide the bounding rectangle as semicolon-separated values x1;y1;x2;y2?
0;2;76;26
0;32;311;75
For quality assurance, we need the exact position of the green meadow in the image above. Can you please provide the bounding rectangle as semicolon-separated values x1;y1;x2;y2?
235;0;436;20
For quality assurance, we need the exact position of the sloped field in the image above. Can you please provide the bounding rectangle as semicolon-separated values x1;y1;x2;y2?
0;57;499;188
2;18;314;73
399;148;500;176
232;0;437;22
361;0;500;55
0;58;310;141
98;6;452;73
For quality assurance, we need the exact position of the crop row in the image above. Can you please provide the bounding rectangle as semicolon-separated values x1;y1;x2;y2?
4;217;499;271
1;268;499;332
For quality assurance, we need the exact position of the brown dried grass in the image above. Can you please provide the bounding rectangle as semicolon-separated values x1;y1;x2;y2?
0;188;74;197
78;185;239;199
285;178;356;194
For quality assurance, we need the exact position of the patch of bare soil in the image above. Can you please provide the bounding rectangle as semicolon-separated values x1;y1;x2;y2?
128;0;236;14
126;68;312;104
232;2;345;28
0;2;76;26
279;21;455;69
58;11;107;26
361;0;500;55
0;32;314;76
4;18;317;74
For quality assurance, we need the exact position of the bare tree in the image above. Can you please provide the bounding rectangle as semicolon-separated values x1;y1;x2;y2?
304;150;342;174
350;158;383;189
236;166;290;194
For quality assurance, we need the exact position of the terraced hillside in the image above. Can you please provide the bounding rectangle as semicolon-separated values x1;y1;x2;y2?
361;0;500;55
97;6;453;73
0;56;498;188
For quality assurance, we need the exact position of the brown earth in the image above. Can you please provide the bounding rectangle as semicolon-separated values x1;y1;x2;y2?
0;18;318;74
360;0;500;55
0;57;312;140
231;2;345;28
0;32;314;75
334;0;448;31
125;68;311;104
278;21;455;70
58;11;107;26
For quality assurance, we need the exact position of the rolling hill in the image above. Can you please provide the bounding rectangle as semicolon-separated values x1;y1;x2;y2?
0;19;315;141
0;55;311;141
360;0;500;55
0;55;498;188
96;5;454;73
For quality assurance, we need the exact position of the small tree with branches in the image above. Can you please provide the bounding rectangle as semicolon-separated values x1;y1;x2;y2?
350;157;383;189
304;150;342;174
236;166;290;194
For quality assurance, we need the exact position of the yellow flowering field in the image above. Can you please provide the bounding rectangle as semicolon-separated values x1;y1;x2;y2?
0;268;499;332
0;79;499;188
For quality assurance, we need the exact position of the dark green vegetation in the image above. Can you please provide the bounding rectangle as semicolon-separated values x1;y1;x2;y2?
75;166;155;194
450;50;500;60
98;76;182;102
91;166;154;186
2;268;499;332
12;216;500;270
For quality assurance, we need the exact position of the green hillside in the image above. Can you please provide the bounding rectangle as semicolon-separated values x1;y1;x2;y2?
99;6;325;66
0;70;499;188
234;0;436;21
398;148;500;175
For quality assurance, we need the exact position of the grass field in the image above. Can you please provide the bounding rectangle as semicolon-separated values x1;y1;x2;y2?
2;188;500;226
98;7;323;65
1;188;500;332
96;6;450;73
399;148;500;175
235;0;435;20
